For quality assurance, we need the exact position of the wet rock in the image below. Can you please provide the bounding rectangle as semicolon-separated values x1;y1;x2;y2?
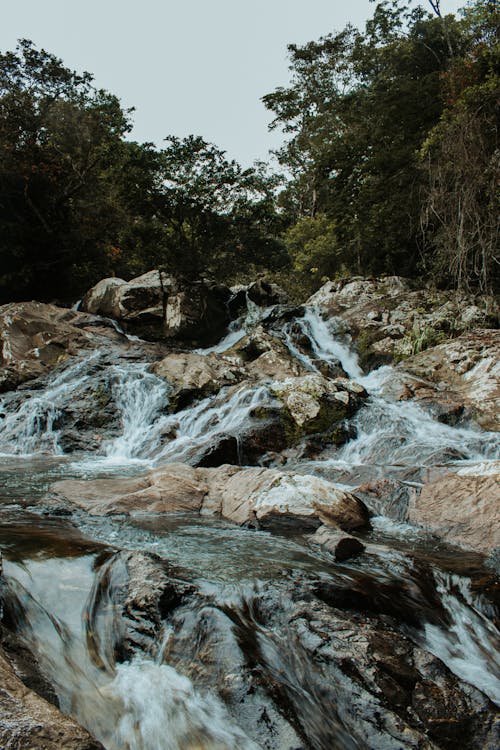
0;301;124;392
46;463;370;532
49;463;207;516
152;351;247;409
0;645;104;749
81;270;230;345
228;325;306;380
408;466;500;553
269;374;367;445
402;329;500;431
355;478;414;522
228;279;288;316
86;550;194;666
195;434;241;467
227;578;499;750
310;525;366;561
203;465;370;531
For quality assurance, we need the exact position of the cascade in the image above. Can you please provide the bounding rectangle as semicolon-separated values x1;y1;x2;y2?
1;294;499;750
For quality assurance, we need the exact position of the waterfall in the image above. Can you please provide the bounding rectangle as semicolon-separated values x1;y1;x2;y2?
103;364;170;462
283;307;363;379
0;351;103;456
420;572;500;705
196;295;271;355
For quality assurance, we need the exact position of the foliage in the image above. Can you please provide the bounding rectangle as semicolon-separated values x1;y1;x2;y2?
0;3;497;302
420;0;500;293
263;1;470;278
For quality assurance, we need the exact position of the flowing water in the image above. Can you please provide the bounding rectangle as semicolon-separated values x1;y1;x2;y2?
0;301;499;749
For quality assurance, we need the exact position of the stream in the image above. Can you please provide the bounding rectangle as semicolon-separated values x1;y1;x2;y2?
0;301;499;750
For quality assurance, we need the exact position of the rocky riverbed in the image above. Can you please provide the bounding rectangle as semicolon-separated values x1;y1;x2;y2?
0;273;499;749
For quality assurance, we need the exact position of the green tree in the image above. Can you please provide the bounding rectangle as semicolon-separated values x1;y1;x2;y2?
263;1;466;280
420;0;499;292
156;135;286;279
0;40;148;301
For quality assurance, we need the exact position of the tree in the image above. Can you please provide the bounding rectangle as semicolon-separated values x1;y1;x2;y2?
420;0;499;292
263;1;466;280
155;135;286;279
0;40;141;301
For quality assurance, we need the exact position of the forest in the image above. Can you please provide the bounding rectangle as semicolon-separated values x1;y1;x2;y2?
0;0;498;303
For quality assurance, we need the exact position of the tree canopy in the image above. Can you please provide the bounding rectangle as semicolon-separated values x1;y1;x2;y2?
0;2;497;302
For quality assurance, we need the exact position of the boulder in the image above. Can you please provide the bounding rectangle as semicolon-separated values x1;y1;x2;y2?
81;271;230;345
402;329;500;431
151;351;247;409
0;301;123;392
46;463;370;532
227;325;306;380
408;466;500;553
269;373;367;442
228;279;288;316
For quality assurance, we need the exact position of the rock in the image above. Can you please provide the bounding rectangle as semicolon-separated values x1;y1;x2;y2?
48;463;207;516
240;577;499;750
408;467;500;553
0;301;123;392
355;478;414;521
228;279;288;316
46;463;370;532
228;324;305;377
269;373;367;441
310;525;366;561
308;276;498;371
204;466;369;530
402;329;500;431
0;645;104;749
86;550;194;666
81;271;230;345
151;351;247;409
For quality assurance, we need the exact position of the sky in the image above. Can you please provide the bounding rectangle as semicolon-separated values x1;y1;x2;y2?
1;0;465;167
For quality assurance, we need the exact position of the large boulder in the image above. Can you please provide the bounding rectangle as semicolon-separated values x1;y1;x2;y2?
81;271;230;345
227;325;306;380
228;279;288;316
269;373;367;442
0;301;124;392
402;329;500;431
151;351;247;409
46;463;370;532
308;277;498;371
408;465;500;553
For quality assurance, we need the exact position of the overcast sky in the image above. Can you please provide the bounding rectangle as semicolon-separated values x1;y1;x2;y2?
1;0;464;166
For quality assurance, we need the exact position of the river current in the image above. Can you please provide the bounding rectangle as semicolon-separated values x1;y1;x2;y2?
0;301;499;749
